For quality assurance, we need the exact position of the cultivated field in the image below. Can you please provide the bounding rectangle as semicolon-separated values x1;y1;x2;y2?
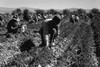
0;8;100;67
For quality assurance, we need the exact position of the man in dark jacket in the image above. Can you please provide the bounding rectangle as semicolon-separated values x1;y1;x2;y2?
39;15;61;47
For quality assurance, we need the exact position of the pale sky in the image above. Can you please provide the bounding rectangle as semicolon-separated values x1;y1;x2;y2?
0;0;99;9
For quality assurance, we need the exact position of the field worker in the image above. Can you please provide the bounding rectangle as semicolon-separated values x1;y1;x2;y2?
7;17;19;34
39;15;61;47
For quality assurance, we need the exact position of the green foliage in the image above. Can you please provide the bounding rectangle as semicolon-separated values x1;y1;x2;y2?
23;9;30;21
62;9;70;15
29;47;55;67
12;8;22;16
58;22;97;67
0;8;100;67
59;20;79;38
74;23;97;67
88;8;100;59
35;9;44;16
47;9;59;15
88;8;100;19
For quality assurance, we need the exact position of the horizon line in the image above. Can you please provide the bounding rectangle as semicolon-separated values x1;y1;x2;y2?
0;6;99;10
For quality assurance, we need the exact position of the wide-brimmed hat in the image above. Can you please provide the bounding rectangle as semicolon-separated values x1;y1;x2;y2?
55;14;61;20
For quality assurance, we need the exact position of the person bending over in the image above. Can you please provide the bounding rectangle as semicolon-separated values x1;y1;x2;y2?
39;15;61;47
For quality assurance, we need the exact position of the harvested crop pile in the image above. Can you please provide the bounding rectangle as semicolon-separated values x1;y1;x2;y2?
19;39;35;52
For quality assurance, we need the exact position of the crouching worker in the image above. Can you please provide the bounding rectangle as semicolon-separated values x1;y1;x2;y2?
39;15;61;47
70;14;79;23
6;17;20;35
0;16;21;37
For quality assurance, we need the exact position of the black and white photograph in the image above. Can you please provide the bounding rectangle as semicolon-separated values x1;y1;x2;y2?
0;0;99;67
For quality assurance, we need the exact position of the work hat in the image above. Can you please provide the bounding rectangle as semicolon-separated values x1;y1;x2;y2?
55;14;62;20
